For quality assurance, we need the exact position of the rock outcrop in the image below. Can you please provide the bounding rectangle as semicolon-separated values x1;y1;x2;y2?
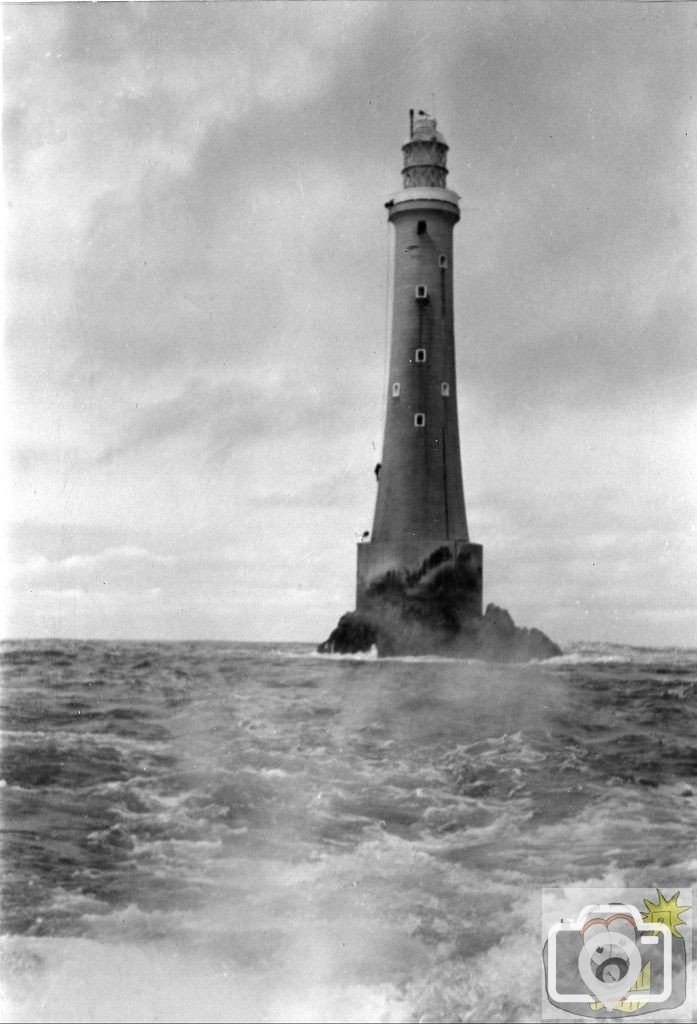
318;550;561;661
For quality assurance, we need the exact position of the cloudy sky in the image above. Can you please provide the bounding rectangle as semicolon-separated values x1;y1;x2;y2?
5;1;696;646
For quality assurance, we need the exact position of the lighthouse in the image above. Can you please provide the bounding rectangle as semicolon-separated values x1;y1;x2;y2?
319;112;560;658
357;111;483;614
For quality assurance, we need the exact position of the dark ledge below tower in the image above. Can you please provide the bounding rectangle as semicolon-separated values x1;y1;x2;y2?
318;550;561;661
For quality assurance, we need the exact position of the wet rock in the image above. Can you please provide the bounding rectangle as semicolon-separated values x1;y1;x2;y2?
317;612;378;655
318;559;561;662
475;604;562;661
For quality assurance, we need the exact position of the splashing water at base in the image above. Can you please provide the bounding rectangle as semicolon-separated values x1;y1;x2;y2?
1;640;696;1022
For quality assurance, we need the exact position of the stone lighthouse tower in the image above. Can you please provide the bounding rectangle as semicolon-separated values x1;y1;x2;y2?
319;112;560;658
356;111;483;616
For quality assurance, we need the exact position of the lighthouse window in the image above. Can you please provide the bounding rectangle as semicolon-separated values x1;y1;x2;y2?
414;413;426;428
439;254;448;269
392;382;401;398
417;220;427;235
415;348;426;363
415;284;428;300
441;382;450;397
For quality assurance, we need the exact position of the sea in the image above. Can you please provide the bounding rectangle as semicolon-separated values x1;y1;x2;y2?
1;639;695;1023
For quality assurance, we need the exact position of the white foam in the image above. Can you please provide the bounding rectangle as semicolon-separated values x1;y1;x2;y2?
311;645;379;661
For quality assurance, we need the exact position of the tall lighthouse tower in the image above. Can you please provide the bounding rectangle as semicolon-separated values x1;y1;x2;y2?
357;111;483;615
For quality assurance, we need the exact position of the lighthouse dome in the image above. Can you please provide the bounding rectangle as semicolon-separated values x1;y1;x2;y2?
409;113;446;145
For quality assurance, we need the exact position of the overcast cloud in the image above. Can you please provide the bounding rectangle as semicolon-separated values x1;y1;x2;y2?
5;1;697;645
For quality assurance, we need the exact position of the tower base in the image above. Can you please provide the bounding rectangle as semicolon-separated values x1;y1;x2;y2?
318;539;561;660
356;538;483;616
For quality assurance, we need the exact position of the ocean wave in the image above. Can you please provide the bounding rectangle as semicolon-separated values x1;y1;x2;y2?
551;641;697;667
310;646;379;661
4;639;696;1023
0;728;170;752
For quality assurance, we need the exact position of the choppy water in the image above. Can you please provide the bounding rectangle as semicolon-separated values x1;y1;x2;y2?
1;640;696;1022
